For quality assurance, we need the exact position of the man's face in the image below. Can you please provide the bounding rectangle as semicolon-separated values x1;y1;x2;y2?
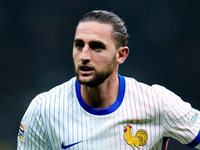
73;21;118;87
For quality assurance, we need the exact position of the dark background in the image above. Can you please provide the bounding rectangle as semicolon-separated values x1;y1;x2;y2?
1;0;200;149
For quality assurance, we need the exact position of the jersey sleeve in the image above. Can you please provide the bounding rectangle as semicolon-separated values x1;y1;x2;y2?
17;96;51;149
156;85;200;148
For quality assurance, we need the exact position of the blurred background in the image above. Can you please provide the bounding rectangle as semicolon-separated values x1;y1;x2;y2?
1;0;200;149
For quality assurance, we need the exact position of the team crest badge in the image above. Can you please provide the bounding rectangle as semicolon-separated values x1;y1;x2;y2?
124;125;148;150
191;112;199;125
18;123;25;141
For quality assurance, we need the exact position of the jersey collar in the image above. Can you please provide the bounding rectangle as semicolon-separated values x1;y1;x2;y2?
75;75;125;115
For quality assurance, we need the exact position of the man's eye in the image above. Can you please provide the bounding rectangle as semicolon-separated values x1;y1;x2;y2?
90;42;105;50
75;43;84;49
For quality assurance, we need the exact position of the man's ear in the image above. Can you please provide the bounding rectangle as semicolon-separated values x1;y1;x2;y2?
116;46;129;64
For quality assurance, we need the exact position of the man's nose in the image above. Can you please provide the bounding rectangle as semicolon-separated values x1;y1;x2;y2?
80;45;91;62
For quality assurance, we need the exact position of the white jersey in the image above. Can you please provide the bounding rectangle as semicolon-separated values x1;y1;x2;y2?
17;75;200;150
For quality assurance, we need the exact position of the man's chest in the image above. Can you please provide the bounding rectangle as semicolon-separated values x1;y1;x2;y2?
45;105;164;150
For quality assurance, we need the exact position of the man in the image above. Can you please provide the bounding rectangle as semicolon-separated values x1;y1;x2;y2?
17;10;200;150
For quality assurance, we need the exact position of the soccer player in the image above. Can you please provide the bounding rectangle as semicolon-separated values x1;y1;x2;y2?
17;10;200;149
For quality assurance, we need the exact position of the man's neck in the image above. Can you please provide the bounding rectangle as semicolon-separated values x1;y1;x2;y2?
80;74;119;109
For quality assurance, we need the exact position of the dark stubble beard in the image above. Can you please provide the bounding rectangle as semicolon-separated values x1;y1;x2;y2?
75;56;117;87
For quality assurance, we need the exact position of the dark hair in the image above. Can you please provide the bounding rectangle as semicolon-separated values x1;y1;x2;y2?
78;10;129;49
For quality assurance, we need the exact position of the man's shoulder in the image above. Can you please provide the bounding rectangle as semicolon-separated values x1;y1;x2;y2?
33;77;76;104
123;75;177;99
123;76;151;90
46;77;76;95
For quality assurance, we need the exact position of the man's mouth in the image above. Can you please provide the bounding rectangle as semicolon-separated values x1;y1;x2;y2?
79;66;94;75
80;66;93;71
